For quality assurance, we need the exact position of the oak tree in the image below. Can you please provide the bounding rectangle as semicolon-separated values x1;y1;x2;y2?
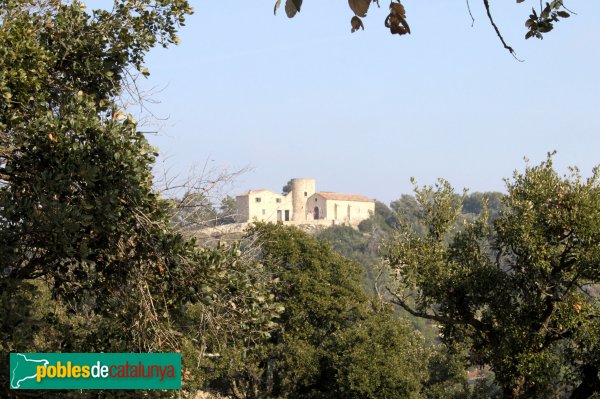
0;2;281;397
383;155;600;398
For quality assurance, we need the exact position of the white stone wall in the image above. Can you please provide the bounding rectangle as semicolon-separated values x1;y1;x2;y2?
236;180;374;227
306;193;375;224
325;199;374;224
306;194;328;221
291;178;316;222
236;190;293;223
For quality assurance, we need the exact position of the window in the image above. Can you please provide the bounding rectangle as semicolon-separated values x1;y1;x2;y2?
262;209;266;215
315;198;317;202
276;198;281;203
304;191;307;197
255;197;261;203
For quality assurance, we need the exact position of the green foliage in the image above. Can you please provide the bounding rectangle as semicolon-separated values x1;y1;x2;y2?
0;0;193;274
2;1;588;398
171;194;239;230
359;200;400;234
327;313;426;399
206;223;432;399
462;191;504;220
0;2;280;397
316;225;374;273
327;195;501;345
390;194;427;236
358;192;504;240
524;0;571;39
317;223;441;344
421;346;471;399
175;242;283;394
218;195;238;224
1;2;194;371
172;192;219;229
383;155;600;398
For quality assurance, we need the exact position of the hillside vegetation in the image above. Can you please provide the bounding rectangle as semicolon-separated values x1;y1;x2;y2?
2;1;599;398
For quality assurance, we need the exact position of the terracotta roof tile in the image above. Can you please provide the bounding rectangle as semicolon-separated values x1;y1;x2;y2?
316;192;373;203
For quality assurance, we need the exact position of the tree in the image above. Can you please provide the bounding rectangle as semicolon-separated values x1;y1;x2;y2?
462;192;504;220
327;312;428;399
208;222;432;399
160;164;248;230
217;195;238;225
0;2;281;397
172;191;218;229
0;0;192;279
390;194;426;234
358;200;399;234
382;155;600;398
274;0;573;58
282;179;293;195
0;0;193;367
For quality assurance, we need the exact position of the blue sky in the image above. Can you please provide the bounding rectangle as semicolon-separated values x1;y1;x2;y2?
135;1;600;204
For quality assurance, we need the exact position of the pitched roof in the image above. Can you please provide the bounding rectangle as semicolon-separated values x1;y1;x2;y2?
237;189;281;197
316;192;373;203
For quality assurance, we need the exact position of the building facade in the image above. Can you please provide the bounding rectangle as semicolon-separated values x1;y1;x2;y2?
235;178;374;226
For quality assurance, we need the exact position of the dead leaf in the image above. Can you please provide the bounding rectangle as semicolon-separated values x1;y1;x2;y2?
390;2;406;18
274;0;281;15
285;0;302;18
351;16;365;33
348;0;371;17
385;1;410;35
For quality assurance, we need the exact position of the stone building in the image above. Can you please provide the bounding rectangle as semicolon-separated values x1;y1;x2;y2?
235;178;374;226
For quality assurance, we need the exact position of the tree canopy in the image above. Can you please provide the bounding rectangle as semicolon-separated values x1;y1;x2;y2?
213;223;471;399
0;2;281;397
282;179;293;195
383;155;600;398
2;1;596;398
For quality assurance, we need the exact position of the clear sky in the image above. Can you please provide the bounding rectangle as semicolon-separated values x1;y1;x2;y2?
135;1;600;204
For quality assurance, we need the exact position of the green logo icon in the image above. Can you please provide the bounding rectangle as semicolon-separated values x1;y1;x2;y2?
11;353;50;389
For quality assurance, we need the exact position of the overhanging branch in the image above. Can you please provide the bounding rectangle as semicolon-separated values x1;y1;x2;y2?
483;0;523;62
386;287;493;334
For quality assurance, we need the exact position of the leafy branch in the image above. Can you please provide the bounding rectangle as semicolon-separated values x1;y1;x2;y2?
273;0;575;57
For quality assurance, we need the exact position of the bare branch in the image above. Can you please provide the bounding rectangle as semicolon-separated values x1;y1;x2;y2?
466;0;475;27
154;157;250;232
482;0;524;62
